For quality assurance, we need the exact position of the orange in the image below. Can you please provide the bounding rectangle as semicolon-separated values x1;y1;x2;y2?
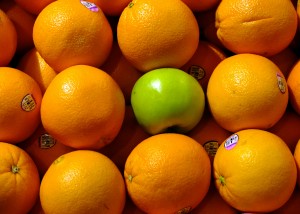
214;129;297;212
207;53;289;132
124;133;211;213
181;40;227;91
40;150;126;214
18;124;75;177
181;0;220;12
41;65;125;150
192;184;238;214
0;67;42;143
99;106;150;172
268;47;298;78
287;60;300;115
0;142;40;214
294;139;300;187
117;0;199;72
100;41;143;105
215;0;298;56
268;108;300;152
17;47;57;94
187;110;232;163
33;0;113;72
0;9;17;66
15;0;56;15
272;187;300;214
0;0;35;55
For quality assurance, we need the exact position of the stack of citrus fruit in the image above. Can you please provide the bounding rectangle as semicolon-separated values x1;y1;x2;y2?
1;0;300;213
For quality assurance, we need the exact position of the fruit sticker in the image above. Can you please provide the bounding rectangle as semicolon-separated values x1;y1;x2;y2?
203;141;219;157
21;94;36;112
189;65;205;80
39;134;56;149
80;0;99;12
224;134;238;150
276;73;286;94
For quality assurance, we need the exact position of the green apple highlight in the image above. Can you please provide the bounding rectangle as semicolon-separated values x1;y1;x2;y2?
131;67;205;135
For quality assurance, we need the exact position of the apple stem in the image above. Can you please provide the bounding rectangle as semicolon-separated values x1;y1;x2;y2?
11;165;20;174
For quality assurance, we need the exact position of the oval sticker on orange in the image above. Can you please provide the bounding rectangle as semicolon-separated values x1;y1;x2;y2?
276;73;286;94
189;65;205;80
39;134;56;149
203;140;219;157
80;0;99;12
224;134;238;150
21;94;36;112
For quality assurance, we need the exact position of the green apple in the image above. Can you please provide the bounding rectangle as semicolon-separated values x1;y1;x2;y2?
131;67;205;135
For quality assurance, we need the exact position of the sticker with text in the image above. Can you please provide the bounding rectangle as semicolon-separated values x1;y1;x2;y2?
277;73;286;94
189;65;205;80
80;0;99;12
21;94;36;112
39;134;56;149
203;141;219;157
224;134;238;150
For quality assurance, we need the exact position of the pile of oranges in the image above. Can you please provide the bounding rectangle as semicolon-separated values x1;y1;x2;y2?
1;0;300;213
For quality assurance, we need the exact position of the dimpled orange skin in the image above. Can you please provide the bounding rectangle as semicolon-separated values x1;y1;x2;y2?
207;53;289;132
40;150;126;214
40;65;125;150
33;0;113;72
0;9;17;66
0;142;40;214
215;0;298;56
124;133;211;214
0;67;42;143
214;129;297;213
117;0;199;72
